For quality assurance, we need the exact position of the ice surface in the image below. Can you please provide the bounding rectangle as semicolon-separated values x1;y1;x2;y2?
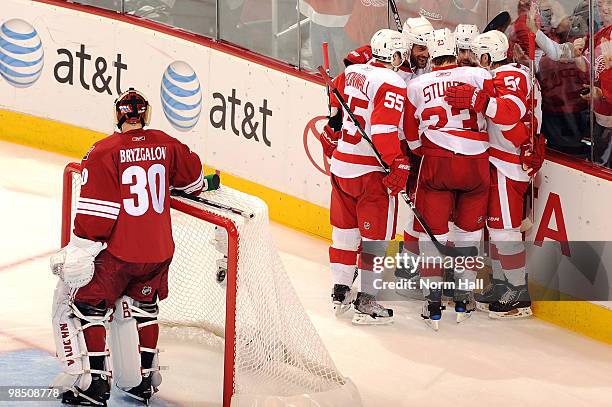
0;141;610;406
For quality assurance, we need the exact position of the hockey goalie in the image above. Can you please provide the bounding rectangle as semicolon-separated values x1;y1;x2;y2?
50;88;204;405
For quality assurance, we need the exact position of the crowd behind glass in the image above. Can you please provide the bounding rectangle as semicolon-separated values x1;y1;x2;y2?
71;0;612;168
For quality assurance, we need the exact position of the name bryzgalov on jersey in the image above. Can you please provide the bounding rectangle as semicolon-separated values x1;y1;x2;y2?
119;146;167;163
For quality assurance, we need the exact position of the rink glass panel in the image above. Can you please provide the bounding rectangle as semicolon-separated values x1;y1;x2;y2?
59;0;612;167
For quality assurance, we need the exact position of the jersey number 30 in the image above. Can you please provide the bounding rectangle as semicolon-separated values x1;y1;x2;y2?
122;164;166;216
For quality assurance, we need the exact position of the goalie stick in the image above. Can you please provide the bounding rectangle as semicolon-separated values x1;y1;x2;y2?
388;0;403;32
171;189;255;219
317;66;478;258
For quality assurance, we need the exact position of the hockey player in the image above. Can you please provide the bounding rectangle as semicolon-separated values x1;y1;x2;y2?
455;24;480;67
403;16;435;76
50;88;204;405
321;29;410;325
445;31;546;319
393;17;435;286
403;28;493;330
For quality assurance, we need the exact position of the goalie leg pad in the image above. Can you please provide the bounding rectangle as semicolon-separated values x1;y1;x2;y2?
51;282;112;395
110;296;164;390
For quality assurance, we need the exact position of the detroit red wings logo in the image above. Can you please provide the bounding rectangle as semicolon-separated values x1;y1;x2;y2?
303;115;332;176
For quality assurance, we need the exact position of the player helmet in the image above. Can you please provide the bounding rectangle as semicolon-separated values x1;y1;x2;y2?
426;28;457;60
114;88;152;129
470;31;509;63
370;29;409;67
403;16;434;49
454;24;480;50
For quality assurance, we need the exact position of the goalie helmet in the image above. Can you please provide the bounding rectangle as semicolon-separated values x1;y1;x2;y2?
454;24;480;50
470;31;509;63
426;28;457;60
114;88;152;129
403;16;434;49
370;29;409;67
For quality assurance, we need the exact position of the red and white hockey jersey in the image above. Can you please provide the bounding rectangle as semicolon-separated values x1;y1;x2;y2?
330;62;407;178
487;64;542;182
74;128;204;263
404;65;492;155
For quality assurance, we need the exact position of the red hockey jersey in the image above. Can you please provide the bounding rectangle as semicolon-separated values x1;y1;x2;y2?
404;65;493;155
487;64;542;182
74;129;204;263
329;62;407;178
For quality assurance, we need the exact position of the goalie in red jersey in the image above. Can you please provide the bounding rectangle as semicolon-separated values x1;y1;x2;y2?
50;88;204;405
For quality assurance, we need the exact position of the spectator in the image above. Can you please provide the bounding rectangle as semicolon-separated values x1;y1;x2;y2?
510;1;591;156
300;0;356;73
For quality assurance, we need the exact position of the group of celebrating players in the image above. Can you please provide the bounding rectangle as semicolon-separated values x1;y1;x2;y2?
320;16;546;330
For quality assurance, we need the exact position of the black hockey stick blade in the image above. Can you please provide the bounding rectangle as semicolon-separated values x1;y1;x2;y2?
483;11;511;33
436;242;479;258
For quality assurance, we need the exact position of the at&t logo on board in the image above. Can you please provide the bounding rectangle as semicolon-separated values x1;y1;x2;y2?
160;61;202;131
0;18;44;87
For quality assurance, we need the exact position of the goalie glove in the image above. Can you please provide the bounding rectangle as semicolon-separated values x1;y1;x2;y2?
382;156;411;195
319;124;340;159
50;236;106;289
445;83;490;113
520;136;546;177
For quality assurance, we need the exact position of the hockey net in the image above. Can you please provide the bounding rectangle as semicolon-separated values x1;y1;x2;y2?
61;162;360;407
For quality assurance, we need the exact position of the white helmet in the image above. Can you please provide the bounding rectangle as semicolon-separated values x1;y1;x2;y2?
426;28;457;60
454;24;480;50
403;16;434;49
371;29;409;67
470;31;509;63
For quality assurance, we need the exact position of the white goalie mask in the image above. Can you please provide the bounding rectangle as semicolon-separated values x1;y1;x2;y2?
371;29;409;68
470;31;509;64
454;24;480;50
426;28;457;60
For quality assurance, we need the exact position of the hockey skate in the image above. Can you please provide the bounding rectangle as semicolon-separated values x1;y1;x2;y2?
61;374;110;406
489;284;533;319
331;284;353;316
352;292;394;325
421;301;445;331
120;373;157;405
474;278;506;312
453;291;475;324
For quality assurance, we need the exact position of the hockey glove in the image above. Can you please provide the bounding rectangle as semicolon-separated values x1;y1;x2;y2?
50;235;106;289
383;156;411;195
320;125;340;159
520;136;546;177
445;84;490;113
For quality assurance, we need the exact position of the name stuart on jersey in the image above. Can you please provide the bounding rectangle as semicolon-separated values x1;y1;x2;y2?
120;146;167;163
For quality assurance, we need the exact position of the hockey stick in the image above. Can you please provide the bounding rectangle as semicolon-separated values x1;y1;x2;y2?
317;66;478;258
526;8;537;228
388;0;403;32
171;190;255;219
322;42;332;115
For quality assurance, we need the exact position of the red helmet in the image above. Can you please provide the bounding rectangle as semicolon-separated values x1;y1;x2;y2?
114;88;151;129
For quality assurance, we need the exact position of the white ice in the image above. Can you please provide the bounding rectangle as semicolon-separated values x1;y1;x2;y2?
0;141;611;407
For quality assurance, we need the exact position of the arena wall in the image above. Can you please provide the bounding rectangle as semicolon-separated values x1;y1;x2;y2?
1;0;610;343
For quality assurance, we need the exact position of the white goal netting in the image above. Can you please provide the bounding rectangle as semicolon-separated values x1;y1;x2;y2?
64;164;360;406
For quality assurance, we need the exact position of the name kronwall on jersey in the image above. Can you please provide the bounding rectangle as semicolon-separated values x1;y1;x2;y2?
119;146;167;163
